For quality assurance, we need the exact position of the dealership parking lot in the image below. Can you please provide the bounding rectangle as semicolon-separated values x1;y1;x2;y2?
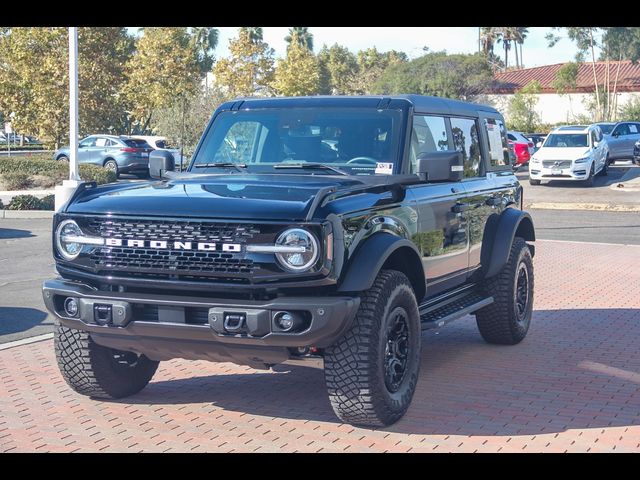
1;222;639;452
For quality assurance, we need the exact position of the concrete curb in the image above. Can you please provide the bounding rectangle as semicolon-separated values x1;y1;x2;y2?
527;202;640;212
0;209;54;219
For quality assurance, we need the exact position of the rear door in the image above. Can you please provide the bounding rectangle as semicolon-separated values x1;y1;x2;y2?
610;123;630;159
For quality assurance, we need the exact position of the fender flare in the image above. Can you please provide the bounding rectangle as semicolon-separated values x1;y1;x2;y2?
483;208;535;279
338;233;426;300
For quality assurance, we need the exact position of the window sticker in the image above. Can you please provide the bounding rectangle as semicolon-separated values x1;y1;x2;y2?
375;162;394;175
630;124;638;133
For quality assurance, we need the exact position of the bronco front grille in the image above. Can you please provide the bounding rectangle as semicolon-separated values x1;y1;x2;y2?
85;219;262;278
542;160;572;168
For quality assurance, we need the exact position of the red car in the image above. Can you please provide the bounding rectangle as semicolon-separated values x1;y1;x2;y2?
508;131;535;166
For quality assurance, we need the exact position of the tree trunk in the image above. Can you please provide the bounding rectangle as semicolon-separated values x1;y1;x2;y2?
504;42;508;70
589;29;601;121
515;43;520;69
520;43;523;68
611;53;623;121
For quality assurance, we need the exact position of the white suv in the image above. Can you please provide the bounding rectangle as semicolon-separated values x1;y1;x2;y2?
528;125;609;186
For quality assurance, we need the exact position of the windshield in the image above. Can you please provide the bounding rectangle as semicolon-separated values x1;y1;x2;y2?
597;124;615;135
190;108;402;175
543;133;589;148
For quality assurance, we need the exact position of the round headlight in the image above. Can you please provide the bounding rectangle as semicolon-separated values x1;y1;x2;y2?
55;219;83;260
275;228;319;272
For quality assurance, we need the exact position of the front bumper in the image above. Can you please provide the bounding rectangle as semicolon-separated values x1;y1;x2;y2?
529;163;589;181
42;279;360;368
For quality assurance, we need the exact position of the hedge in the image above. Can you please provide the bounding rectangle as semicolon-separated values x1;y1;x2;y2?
0;155;117;187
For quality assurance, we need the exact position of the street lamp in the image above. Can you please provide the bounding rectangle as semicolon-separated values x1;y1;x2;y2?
54;27;83;211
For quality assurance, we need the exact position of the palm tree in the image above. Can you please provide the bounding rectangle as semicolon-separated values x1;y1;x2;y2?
496;27;515;70
515;27;529;68
241;27;263;44
191;27;219;89
285;27;314;52
480;27;498;56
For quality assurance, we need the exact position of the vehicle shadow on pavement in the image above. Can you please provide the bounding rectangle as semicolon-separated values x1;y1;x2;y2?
0;307;50;336
120;308;640;436
0;228;34;239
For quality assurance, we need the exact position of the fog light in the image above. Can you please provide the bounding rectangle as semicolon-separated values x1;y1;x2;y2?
64;297;79;317
275;312;295;331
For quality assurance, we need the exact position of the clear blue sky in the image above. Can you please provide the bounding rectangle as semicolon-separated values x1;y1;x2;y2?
128;27;598;68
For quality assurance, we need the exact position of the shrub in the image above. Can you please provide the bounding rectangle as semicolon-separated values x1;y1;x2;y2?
1;172;31;190
7;194;42;210
39;194;55;210
79;164;117;185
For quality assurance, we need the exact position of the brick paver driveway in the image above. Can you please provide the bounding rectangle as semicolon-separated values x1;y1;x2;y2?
1;239;639;452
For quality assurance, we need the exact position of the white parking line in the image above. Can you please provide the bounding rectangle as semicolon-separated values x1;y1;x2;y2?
0;332;54;350
537;238;640;248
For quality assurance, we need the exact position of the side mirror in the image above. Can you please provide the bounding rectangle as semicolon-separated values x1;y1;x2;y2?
416;151;464;182
593;140;599;148
149;150;175;179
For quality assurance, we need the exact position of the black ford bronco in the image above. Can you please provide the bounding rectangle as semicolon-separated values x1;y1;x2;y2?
43;95;535;427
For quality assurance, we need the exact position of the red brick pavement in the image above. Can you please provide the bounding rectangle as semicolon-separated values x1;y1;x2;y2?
1;239;639;452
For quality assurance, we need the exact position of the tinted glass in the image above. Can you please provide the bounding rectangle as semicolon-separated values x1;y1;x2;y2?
451;117;481;178
484;118;510;168
79;137;96;148
409;115;450;173
544;134;589;148
124;139;151;148
192;108;402;175
597;124;615;135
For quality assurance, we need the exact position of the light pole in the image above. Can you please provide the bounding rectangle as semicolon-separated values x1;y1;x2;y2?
54;27;83;211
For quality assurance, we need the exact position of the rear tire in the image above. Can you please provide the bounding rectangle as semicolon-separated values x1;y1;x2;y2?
475;237;534;345
529;179;541;185
324;270;421;427
57;155;69;162
54;324;159;399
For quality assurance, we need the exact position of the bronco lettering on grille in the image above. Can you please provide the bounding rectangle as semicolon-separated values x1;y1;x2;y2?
104;238;242;252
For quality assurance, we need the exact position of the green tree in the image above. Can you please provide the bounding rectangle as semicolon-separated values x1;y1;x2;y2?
285;27;313;52
123;27;201;134
317;44;358;94
272;33;321;96
212;28;275;97
618;96;640;121
507;80;542;132
350;47;407;95
191;27;219;82
240;27;263;43
0;27;134;148
373;51;493;101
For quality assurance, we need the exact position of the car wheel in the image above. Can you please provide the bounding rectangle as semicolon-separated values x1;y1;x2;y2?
475;237;534;345
57;155;69;162
598;158;608;176
529;179;541;186
104;160;119;177
582;164;595;187
55;324;159;399
324;270;421;427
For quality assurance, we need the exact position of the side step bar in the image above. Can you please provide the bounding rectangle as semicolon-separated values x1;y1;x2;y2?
419;291;493;330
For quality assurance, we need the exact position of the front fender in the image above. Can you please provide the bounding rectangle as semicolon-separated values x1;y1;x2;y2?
337;232;425;298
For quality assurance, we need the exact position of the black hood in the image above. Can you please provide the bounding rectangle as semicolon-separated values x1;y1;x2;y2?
65;174;372;221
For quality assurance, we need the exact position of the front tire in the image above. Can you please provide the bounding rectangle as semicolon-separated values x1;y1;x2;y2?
104;159;119;177
582;164;595;186
324;270;421;427
475;237;534;345
57;155;69;162
529;179;541;185
54;324;159;399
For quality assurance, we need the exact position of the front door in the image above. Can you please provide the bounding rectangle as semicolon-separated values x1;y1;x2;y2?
405;114;469;298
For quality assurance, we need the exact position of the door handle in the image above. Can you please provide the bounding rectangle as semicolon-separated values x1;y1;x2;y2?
452;203;470;213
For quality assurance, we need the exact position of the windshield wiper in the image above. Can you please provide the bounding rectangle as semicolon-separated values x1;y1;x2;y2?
273;163;349;176
194;162;247;173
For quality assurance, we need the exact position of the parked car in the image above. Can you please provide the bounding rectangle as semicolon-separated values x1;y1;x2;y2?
130;135;187;169
524;133;547;153
529;125;608;186
43;94;535;428
632;139;640;165
508;131;534;166
599;121;640;164
53;135;154;178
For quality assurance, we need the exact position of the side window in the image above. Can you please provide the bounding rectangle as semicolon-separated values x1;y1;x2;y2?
451;117;481;178
614;123;630;136
590;130;598;146
629;124;639;134
95;138;108;147
484;118;510;168
409;115;450;173
79;137;96;148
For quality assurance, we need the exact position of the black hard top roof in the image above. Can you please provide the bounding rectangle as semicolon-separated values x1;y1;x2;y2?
220;94;500;117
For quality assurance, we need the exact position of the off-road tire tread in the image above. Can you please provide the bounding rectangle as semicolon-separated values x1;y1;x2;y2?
54;324;159;399
324;270;420;427
475;237;533;345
